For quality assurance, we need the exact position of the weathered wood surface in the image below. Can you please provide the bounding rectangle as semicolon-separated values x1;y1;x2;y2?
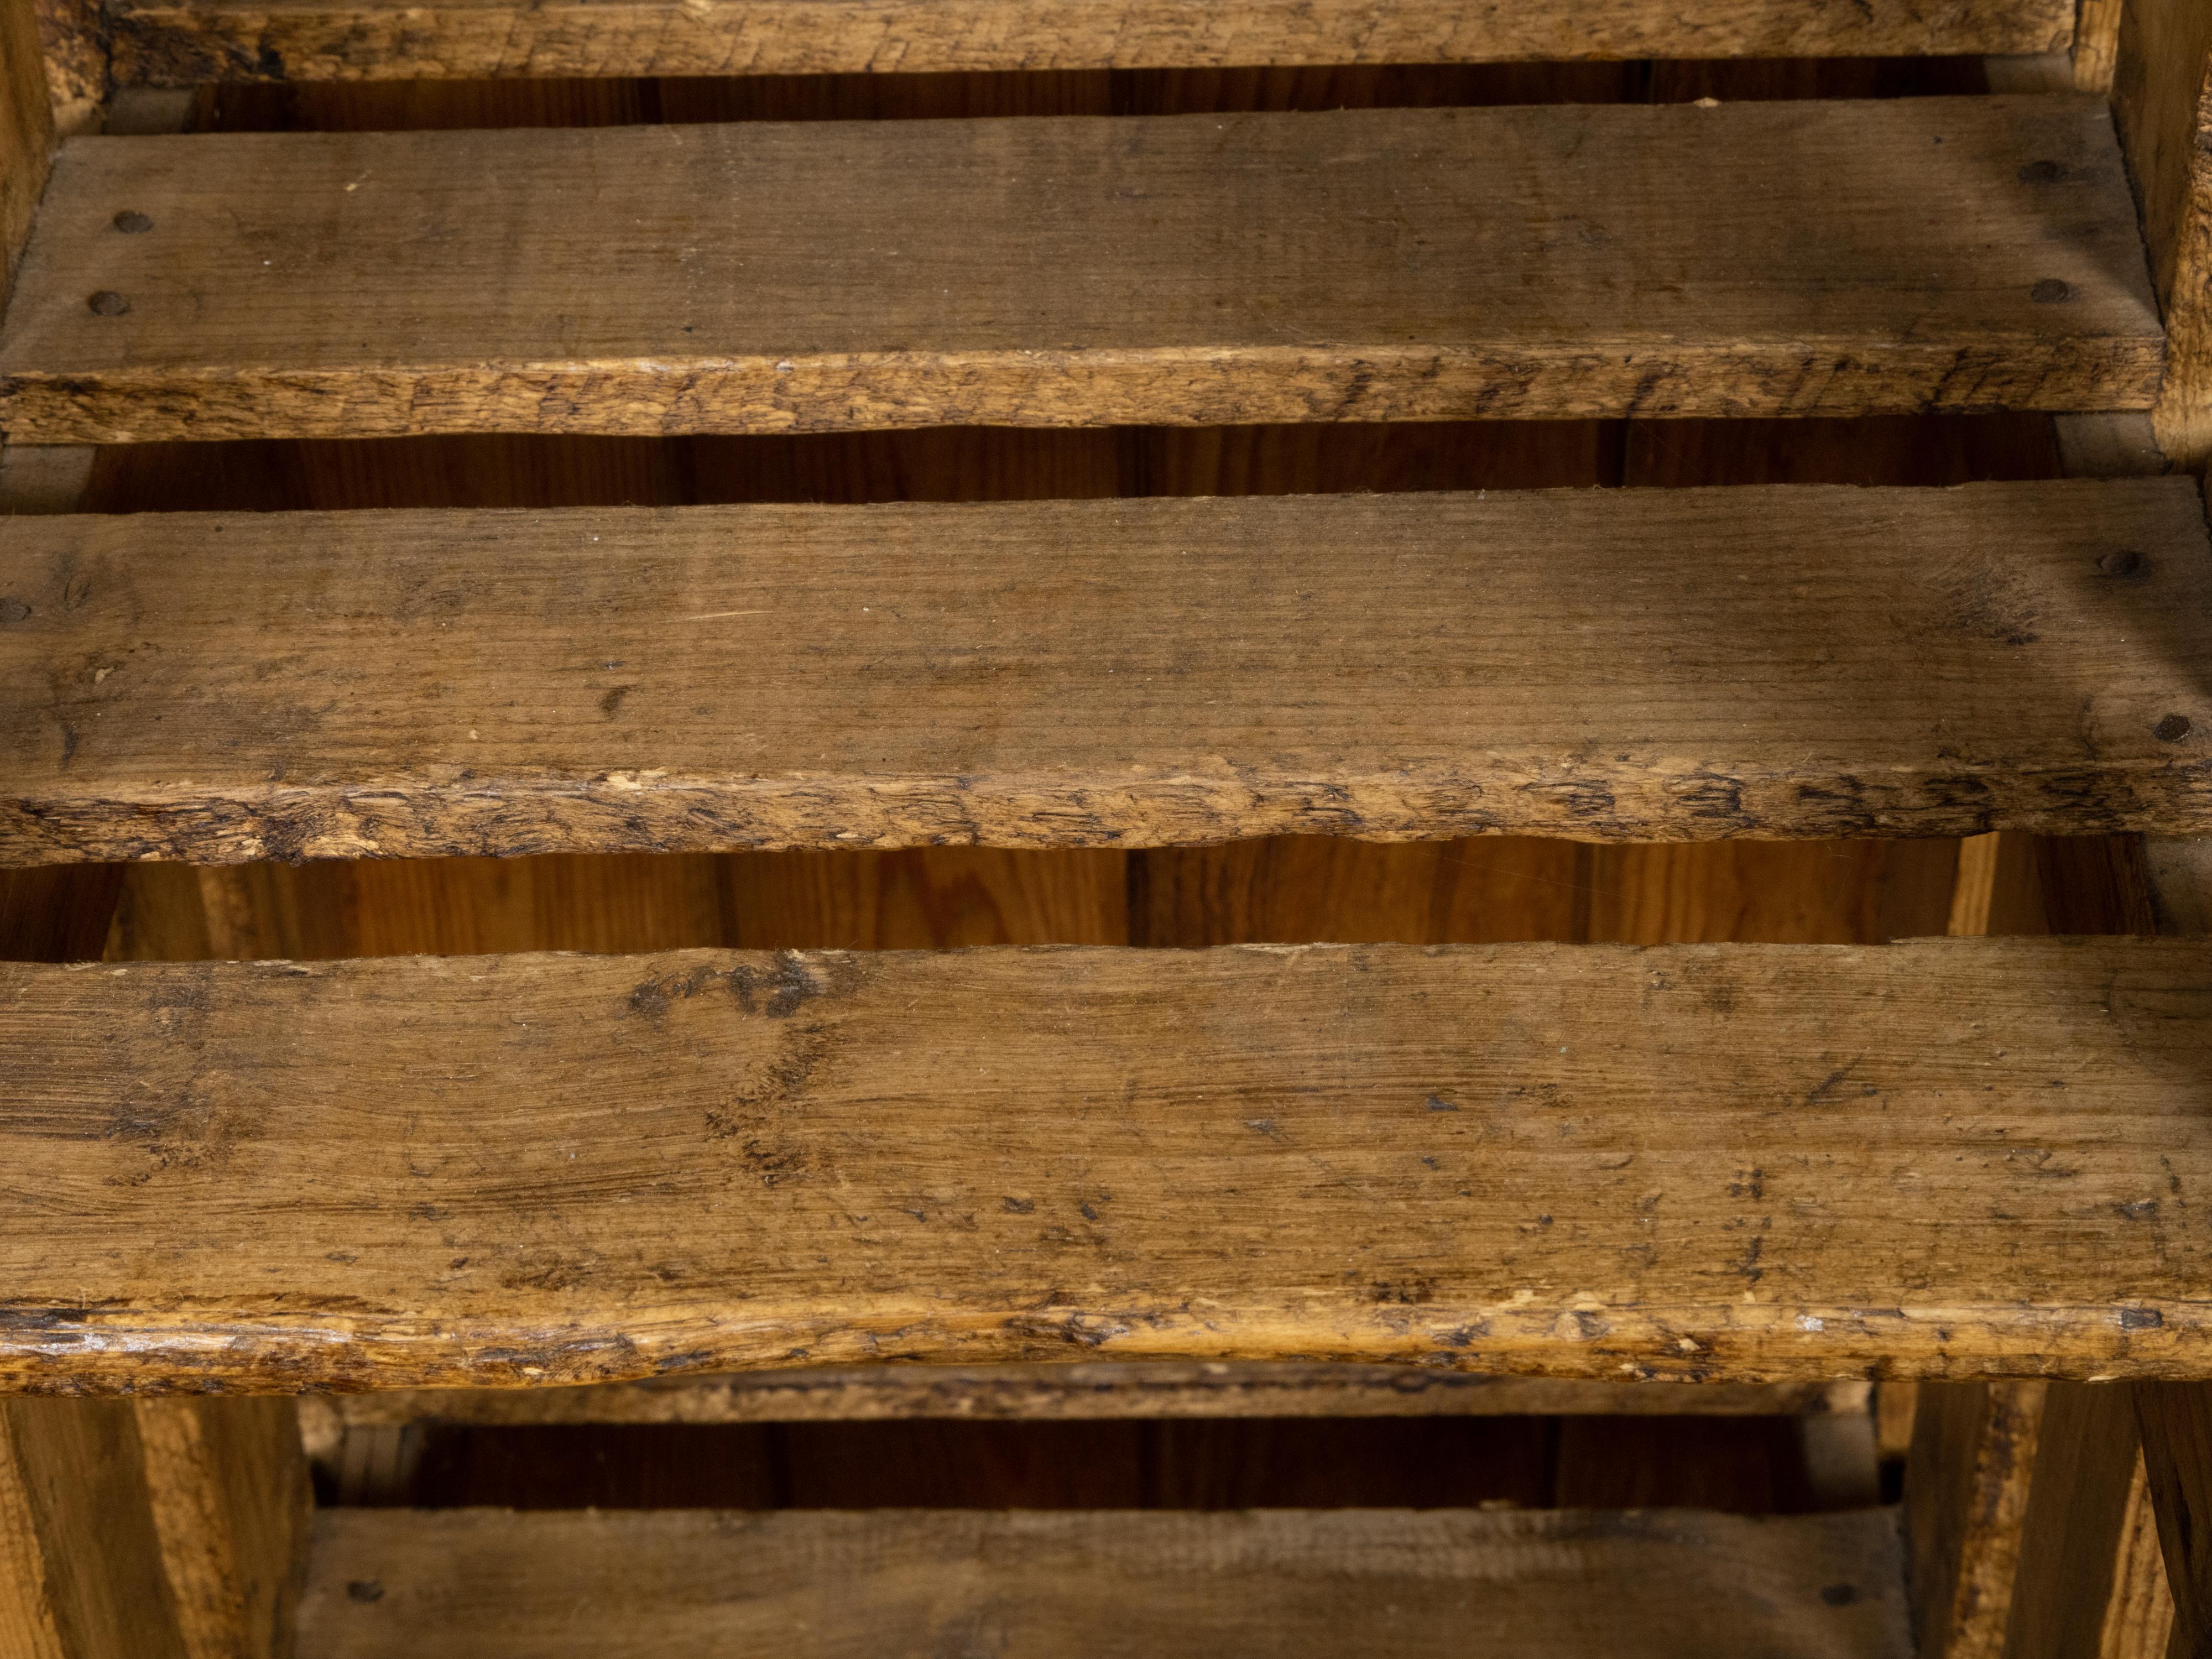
297;1506;1910;1659
0;98;2163;443
4;937;2212;1391
2003;1385;2174;1659
305;1365;1868;1428
1908;1383;2047;1659
2114;0;2212;470
32;0;109;136
101;0;2074;84
1902;1380;2173;1659
0;1397;309;1659
2136;1385;2212;1659
7;482;2211;864
0;0;55;309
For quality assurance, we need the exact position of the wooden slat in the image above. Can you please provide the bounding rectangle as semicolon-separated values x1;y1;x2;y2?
101;0;2076;85
6;481;2212;864
297;1506;1910;1659
4;936;2212;1390
305;1366;1870;1428
0;97;2163;444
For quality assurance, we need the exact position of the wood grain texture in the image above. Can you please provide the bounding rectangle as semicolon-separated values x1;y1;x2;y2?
0;1401;182;1659
32;0;109;136
0;0;55;310
2001;1383;2166;1659
0;1397;307;1659
2135;1385;2212;1659
295;1506;1911;1659
6;482;2210;864
2099;1451;2177;1659
3;937;2212;1391
306;1366;1870;1428
133;1399;310;1659
0;98;2164;442
2112;0;2212;469
102;0;2074;84
1908;1383;2046;1659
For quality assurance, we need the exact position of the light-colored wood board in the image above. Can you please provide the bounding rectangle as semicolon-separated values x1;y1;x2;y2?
104;0;2075;84
2074;0;2124;93
296;1506;1912;1659
6;482;2211;864
2114;0;2212;468
3;937;2212;1390
302;1366;1870;1429
0;98;2164;442
0;0;55;309
2098;1449;2177;1659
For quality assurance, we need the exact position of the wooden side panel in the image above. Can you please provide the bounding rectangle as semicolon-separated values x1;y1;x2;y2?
0;0;55;309
7;482;2212;864
0;100;2164;442
3;938;2212;1389
2114;0;2212;469
295;1506;1912;1659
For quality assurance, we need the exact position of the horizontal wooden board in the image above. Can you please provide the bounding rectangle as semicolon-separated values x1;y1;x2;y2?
296;1506;1911;1659
4;482;2210;863
104;0;2076;84
309;1366;1870;1426
3;937;2211;1390
0;98;2162;442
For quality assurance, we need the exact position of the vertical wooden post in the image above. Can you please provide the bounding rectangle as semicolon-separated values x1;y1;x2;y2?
1;0;56;311
1907;1382;2174;1659
1;1399;311;1659
2112;0;2212;470
2136;1387;2212;1659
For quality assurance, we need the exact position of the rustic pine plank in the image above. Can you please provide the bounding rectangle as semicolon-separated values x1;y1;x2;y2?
0;97;2163;443
6;481;2212;864
297;1506;1910;1659
104;0;2074;85
4;937;2212;1390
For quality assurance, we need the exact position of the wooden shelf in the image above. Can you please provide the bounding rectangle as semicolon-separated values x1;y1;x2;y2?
0;98;2161;443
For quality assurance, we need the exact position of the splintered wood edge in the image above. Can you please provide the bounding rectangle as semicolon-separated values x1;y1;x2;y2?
101;0;2076;84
